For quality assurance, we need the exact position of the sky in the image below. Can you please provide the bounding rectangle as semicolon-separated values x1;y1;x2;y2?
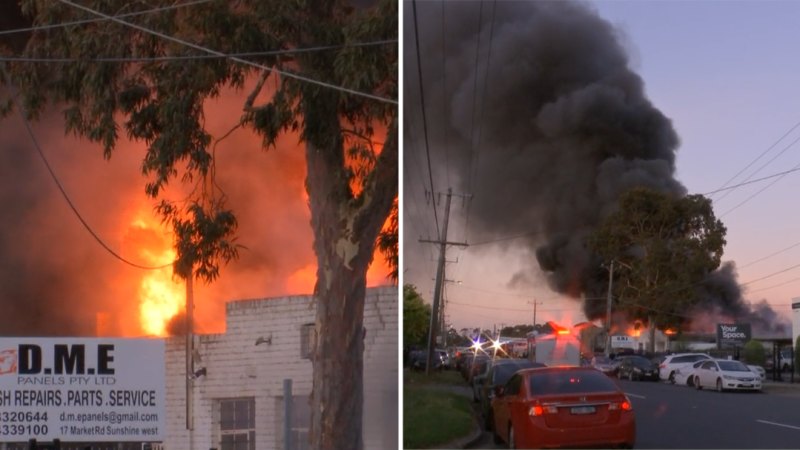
403;0;800;334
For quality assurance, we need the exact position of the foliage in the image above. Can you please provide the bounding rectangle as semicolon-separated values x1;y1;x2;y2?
404;284;431;349
3;0;398;282
500;324;535;338
588;187;726;331
377;199;398;282
742;340;766;366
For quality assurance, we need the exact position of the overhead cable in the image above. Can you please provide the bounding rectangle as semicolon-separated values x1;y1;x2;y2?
59;0;397;105
0;65;173;271
0;0;213;36
411;0;440;238
0;40;397;62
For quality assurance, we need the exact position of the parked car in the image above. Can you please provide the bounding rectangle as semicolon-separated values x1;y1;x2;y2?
408;350;443;372
616;355;659;381
467;356;492;384
674;360;707;386
477;359;545;430
693;359;762;392
659;353;712;383
591;355;620;377
491;366;635;449
748;364;766;380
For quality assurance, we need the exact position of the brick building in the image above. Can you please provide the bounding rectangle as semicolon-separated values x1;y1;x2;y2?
164;285;398;450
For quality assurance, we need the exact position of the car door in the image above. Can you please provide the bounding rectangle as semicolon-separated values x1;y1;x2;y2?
697;360;715;387
494;373;523;442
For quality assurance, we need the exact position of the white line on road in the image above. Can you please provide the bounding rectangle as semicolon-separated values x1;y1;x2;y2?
757;420;800;431
625;393;646;399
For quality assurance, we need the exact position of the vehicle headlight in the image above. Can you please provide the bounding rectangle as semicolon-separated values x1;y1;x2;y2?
633;368;642;372
723;375;736;380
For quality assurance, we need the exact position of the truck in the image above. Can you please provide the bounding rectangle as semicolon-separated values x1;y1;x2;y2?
527;321;581;367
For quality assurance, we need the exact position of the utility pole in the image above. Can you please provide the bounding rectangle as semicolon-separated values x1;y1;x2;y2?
604;261;614;357
421;188;468;375
527;299;541;327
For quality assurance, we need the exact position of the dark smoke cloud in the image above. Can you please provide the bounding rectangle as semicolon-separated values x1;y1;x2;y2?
404;0;788;334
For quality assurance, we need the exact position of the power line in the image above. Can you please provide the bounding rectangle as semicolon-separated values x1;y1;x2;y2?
741;261;800;287
702;166;800;196
740;240;800;269
448;299;582;312
710;118;800;201
0;65;172;271
0;0;212;36
411;0;440;238
59;0;397;105
719;156;800;217
0;40;397;63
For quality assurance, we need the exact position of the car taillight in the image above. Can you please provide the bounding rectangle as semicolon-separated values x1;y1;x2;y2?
609;400;633;411
528;405;557;416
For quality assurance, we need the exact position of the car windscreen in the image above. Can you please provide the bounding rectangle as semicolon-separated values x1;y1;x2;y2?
529;370;619;395
718;361;751;372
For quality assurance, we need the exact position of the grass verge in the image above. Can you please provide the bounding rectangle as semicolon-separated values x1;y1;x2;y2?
403;383;474;449
404;368;464;386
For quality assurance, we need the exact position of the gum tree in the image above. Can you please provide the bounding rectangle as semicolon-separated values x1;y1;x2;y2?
1;1;397;448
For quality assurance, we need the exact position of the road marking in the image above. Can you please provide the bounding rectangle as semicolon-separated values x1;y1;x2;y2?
625;393;646;399
757;420;800;431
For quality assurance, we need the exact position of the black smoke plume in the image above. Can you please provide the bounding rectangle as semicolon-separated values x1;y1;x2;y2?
404;1;789;334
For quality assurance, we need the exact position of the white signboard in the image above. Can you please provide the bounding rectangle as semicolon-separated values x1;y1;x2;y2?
611;335;636;349
0;338;165;442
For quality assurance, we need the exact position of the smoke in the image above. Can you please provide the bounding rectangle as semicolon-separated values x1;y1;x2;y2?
405;1;788;334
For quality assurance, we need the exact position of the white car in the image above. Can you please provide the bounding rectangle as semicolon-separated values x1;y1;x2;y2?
659;353;712;383
674;360;707;386
747;365;766;380
693;359;762;392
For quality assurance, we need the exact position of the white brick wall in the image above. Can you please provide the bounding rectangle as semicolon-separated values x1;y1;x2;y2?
164;286;398;450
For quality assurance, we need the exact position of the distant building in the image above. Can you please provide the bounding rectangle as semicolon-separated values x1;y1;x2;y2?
793;297;800;347
165;285;398;450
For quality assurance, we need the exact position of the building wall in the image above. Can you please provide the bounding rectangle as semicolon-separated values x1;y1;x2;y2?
164;285;398;450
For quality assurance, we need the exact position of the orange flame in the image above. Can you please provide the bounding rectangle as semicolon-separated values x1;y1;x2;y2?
127;215;184;336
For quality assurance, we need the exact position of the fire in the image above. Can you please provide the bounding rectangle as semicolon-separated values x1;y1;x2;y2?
127;214;184;336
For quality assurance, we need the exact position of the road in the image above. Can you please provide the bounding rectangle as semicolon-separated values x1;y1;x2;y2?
467;380;800;449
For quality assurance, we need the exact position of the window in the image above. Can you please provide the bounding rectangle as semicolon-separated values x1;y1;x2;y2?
504;374;522;396
219;398;255;450
300;323;316;359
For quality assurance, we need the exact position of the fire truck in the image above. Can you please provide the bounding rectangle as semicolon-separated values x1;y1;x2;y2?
527;321;582;366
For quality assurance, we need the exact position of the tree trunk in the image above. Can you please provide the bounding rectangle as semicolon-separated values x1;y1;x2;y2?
303;92;397;449
647;316;656;354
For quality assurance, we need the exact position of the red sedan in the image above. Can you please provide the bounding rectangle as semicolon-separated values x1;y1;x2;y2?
491;366;635;449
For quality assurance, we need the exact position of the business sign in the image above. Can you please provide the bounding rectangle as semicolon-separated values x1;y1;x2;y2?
611;335;636;349
716;323;751;348
0;338;165;442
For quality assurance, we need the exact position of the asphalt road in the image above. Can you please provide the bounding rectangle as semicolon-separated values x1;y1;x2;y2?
467;380;800;449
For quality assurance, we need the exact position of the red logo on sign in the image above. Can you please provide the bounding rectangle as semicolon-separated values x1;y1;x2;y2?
0;349;17;375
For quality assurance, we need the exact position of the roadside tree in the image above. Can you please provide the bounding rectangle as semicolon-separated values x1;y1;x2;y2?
588;187;726;352
1;1;397;448
742;340;766;366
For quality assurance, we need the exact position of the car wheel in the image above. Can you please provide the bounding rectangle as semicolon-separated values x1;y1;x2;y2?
687;375;694;387
695;376;702;390
716;378;723;392
485;410;493;431
668;371;676;384
508;424;516;449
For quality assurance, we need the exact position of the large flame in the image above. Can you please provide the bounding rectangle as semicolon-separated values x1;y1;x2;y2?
128;215;184;336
